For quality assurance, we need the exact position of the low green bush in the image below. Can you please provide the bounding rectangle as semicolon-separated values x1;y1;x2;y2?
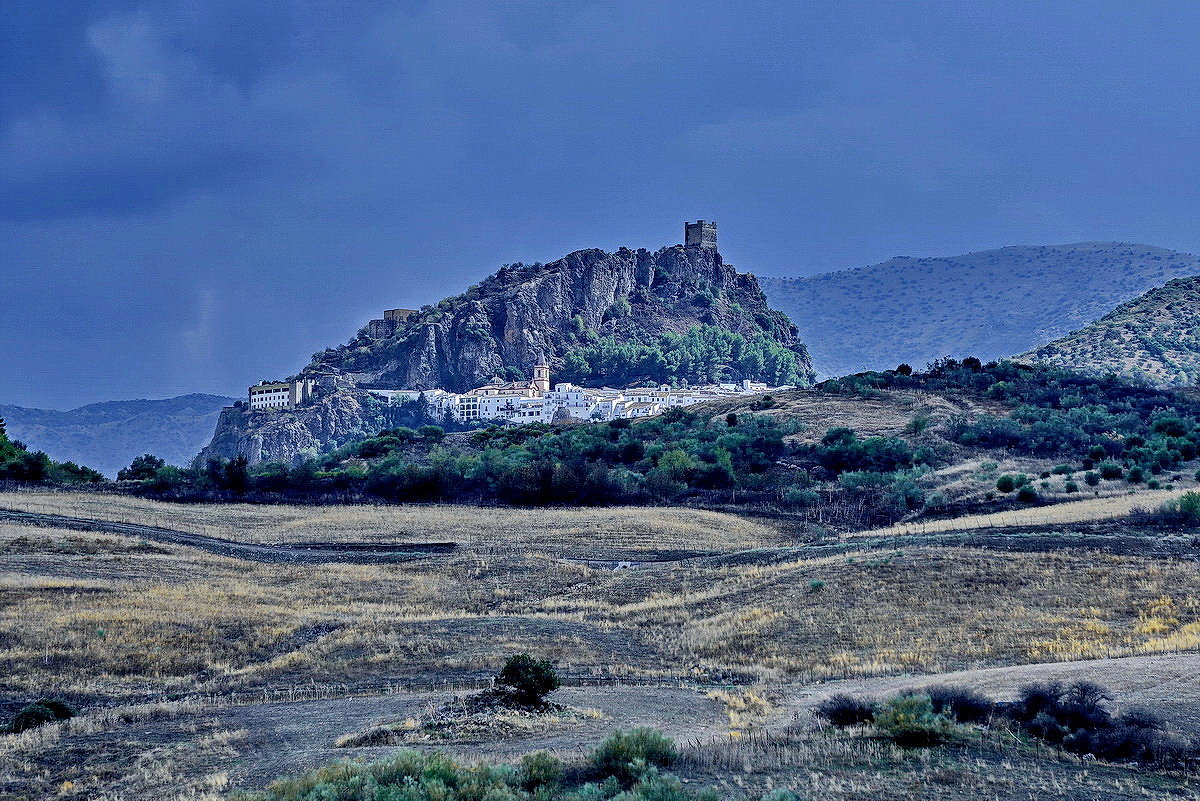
872;694;958;746
10;699;74;733
590;728;678;785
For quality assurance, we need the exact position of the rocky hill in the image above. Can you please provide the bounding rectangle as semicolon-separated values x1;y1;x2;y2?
201;242;813;464
760;243;1199;378
1019;276;1200;387
0;394;236;477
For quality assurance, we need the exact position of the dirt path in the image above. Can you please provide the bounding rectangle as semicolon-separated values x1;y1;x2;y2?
209;652;1199;790
0;508;455;564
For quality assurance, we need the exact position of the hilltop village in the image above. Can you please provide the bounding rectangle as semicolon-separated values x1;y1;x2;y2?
248;363;791;425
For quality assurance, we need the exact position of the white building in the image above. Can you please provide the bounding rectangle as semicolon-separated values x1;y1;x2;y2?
248;378;315;410
367;365;791;426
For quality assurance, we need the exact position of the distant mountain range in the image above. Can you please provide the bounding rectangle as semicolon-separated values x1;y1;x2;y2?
1020;276;1200;388
760;242;1199;378
0;394;235;477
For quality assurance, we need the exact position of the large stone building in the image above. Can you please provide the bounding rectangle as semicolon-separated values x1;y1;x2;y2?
684;219;717;249
366;307;418;339
248;378;315;410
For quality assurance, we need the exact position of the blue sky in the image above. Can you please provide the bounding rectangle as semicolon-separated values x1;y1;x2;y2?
2;1;1198;409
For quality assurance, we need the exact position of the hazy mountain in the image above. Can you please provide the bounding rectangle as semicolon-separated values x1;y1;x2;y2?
0;394;236;477
202;241;813;464
1019;276;1200;388
760;243;1199;378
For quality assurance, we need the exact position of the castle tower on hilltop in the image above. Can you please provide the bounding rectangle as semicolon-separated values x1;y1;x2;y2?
532;363;551;394
684;219;717;249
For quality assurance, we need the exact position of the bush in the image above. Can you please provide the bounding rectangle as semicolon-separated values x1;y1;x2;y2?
1098;461;1124;480
1051;464;1074;475
922;684;993;723
1064;480;1079;493
10;699;73;733
814;693;876;727
1158;491;1200;525
873;694;957;746
995;474;1026;493
1016;485;1038;503
519;751;563;790
1085;471;1100;486
495;654;560;707
1126;466;1145;484
591;728;678;784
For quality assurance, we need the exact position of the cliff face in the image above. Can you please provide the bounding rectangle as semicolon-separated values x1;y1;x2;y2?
200;243;814;465
316;244;811;391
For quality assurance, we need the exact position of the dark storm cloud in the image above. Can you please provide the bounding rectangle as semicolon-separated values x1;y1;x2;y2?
2;1;1198;409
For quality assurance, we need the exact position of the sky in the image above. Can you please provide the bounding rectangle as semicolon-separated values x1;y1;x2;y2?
2;1;1198;410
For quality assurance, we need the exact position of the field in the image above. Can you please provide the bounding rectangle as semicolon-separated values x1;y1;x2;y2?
0;492;1197;799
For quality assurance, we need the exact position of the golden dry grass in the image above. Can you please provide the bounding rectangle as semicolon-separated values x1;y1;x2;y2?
0;491;784;552
853;486;1194;536
3;502;1197;705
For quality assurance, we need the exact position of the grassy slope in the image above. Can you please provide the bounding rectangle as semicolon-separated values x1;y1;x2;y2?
759;242;1199;378
1020;276;1200;387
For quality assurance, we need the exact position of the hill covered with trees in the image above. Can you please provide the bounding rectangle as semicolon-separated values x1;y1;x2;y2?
760;243;1198;378
1020;276;1200;388
201;242;813;466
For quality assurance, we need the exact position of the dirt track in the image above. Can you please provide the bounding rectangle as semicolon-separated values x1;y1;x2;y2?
0;508;455;564
211;652;1199;789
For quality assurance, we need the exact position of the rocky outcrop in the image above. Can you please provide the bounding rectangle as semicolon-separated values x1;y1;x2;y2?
198;389;394;466
313;244;811;391
200;243;814;464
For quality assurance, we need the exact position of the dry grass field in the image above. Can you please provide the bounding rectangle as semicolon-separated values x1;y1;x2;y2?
856;485;1197;536
1;492;1197;799
0;491;786;553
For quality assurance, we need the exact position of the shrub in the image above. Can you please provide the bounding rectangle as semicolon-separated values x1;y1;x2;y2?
519;751;563;790
591;728;677;784
922;684;993;723
1085;471;1100;486
1016;485;1038;503
1064;480;1079;493
10;698;73;733
1147;478;1161;490
808;579;826;592
1051;464;1074;475
1098;461;1124;480
10;703;56;733
1126;466;1145;484
814;693;876;727
1158;491;1200;525
995;474;1026;493
873;694;957;746
495;654;560;707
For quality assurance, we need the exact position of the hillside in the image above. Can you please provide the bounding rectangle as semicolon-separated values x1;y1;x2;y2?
1020;276;1200;387
202;242;814;465
0;394;235;477
315;244;811;391
760;242;1199;378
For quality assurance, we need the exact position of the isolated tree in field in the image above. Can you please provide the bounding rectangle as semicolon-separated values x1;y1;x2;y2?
495;654;560;706
118;453;165;481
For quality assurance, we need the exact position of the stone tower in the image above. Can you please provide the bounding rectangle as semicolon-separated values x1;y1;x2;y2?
532;363;551;394
684;220;717;249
